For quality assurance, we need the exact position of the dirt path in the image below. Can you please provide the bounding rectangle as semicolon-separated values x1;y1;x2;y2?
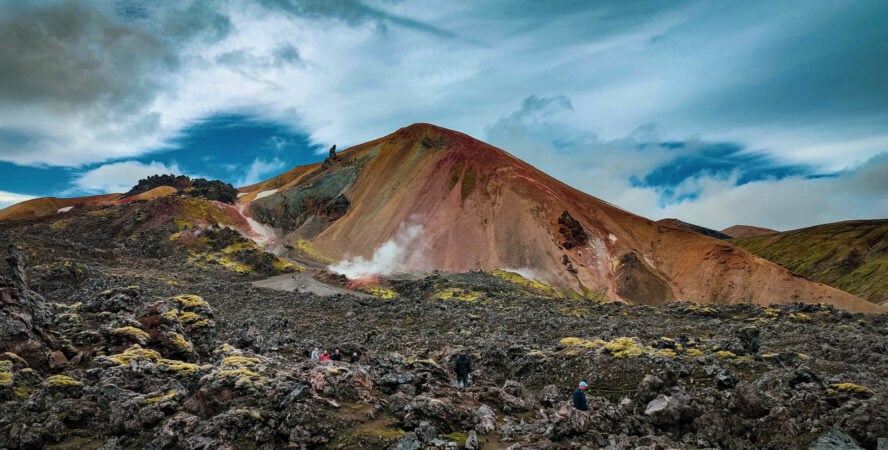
251;272;368;298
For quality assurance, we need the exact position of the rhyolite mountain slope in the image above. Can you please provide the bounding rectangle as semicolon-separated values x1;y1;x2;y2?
237;123;882;312
656;218;731;240
1;123;883;313
721;224;778;239
731;220;888;305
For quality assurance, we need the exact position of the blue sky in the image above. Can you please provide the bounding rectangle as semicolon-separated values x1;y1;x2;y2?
0;0;886;230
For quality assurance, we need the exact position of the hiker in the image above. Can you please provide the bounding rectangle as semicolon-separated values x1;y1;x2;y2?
572;381;589;411
310;347;320;361
454;349;472;388
331;348;343;362
350;352;360;364
320;350;331;363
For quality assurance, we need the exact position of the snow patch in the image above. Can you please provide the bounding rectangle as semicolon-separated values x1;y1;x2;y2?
254;189;278;200
608;233;617;244
237;192;246;198
329;222;424;279
58;206;73;213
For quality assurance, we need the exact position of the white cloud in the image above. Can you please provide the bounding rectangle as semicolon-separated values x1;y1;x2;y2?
72;161;183;194
235;157;287;187
0;191;37;210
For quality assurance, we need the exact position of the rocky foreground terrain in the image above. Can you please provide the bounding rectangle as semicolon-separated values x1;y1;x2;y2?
1;221;887;449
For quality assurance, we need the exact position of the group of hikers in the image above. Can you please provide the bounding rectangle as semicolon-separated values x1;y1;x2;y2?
310;347;590;409
310;347;360;364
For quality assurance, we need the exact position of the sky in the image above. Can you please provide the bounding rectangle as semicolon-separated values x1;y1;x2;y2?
0;0;886;231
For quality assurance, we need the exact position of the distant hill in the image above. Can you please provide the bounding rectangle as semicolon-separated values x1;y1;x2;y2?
656;218;731;240
731;220;888;305
722;225;778;239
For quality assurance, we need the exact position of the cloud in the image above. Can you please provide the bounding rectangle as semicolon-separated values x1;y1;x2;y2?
235;157;288;187
71;161;183;194
0;191;37;210
486;94;888;231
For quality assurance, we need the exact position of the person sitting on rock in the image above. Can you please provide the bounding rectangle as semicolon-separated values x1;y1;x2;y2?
310;347;320;361
320;350;331;363
454;349;472;389
350;351;360;364
572;381;589;411
331;348;343;362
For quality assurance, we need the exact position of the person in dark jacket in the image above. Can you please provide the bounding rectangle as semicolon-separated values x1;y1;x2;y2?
331;348;343;362
350;352;360;364
454;350;472;388
572;381;589;411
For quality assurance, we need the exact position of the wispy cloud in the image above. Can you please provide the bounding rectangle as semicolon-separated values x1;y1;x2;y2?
71;161;183;194
235;157;287;187
0;191;37;210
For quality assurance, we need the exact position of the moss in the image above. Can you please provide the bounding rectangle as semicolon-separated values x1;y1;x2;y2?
295;239;333;264
272;258;302;272
760;353;778;359
105;345;161;365
363;286;398;299
222;355;260;367
559;337;605;348
683;304;718;315
528;350;548;358
0;372;12;387
177;311;202;323
45;375;82;387
173;294;209;309
655;348;678;358
50;219;69;231
829;383;872;394
763;307;781;319
213;343;237;355
604;337;644;358
157;359;203;376
558;306;590;317
433;288;482;302
443;432;468;446
167;332;194;352
146;390;177;404
235;408;262;420
491;270;559;297
0;360;13;372
113;326;150;344
715;351;737;359
685;348;704;357
789;312;811;321
192;319;210;328
13;386;29;398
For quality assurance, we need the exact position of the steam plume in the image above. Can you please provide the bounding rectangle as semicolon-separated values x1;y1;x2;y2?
329;222;424;279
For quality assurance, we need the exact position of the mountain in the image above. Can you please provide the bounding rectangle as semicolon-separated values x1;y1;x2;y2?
656;218;731;240
731;220;888;305
721;225;778;239
237;123;881;312
1;123;883;313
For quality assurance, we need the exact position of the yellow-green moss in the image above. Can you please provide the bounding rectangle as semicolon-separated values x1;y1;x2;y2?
685;348;704;357
113;326;150;344
443;432;468;446
0;372;12;387
829;383;872;394
295;239;333;264
50;220;69;231
167;332;194;352
157;359;203;376
235;408;262;420
363;286;398;299
272;258;303;272
604;337;644;358
0;360;13;372
146;390;177;404
715;351;737;359
105;345;161;366
213;343;237;355
559;337;605;348
45;375;82;387
173;294;209;309
789;312;811;321
192;319;210;328
177;311;202;323
491;270;559;296
763;307;781;319
655;348;678;358
222;355;260;367
683;304;718;315
433;288;483;302
558;306;590;317
13;386;29;398
528;350;548;358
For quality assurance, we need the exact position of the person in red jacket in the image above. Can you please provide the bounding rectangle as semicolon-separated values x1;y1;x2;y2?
319;350;331;363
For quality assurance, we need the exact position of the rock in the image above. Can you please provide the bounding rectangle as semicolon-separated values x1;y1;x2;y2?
715;370;736;389
474;404;496;434
539;384;559;407
465;430;480;449
499;379;530;412
644;393;691;427
809;427;864;450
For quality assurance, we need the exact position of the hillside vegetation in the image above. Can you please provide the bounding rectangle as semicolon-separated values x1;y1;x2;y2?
731;220;888;304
